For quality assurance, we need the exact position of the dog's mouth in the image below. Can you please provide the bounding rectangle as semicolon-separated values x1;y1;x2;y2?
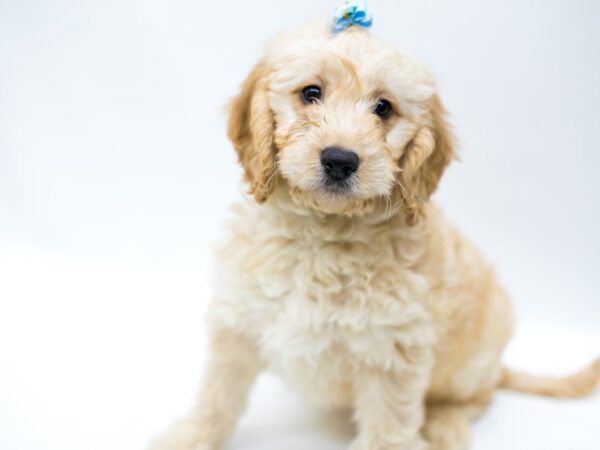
322;175;354;194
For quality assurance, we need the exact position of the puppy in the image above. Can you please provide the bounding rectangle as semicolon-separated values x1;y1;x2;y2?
151;23;600;450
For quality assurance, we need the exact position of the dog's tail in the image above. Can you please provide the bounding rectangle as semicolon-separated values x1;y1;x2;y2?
498;357;600;398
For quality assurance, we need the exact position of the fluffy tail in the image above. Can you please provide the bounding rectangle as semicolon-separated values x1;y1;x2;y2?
499;357;600;398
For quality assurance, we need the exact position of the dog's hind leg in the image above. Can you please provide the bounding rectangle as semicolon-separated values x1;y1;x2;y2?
422;397;490;450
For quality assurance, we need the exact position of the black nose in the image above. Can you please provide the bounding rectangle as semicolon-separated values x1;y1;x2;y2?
320;147;360;181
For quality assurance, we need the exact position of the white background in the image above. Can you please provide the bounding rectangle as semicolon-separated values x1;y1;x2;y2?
0;1;599;449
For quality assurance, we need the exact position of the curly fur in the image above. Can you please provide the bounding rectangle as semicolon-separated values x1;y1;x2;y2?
150;23;599;450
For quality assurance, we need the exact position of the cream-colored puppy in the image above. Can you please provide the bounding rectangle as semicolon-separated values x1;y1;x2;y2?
151;24;600;450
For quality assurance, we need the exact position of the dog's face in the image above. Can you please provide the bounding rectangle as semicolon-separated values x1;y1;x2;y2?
228;25;455;223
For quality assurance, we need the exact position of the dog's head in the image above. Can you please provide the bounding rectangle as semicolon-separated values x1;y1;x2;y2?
227;25;455;224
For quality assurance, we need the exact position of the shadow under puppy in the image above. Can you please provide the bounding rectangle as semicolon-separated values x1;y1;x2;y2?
151;20;600;450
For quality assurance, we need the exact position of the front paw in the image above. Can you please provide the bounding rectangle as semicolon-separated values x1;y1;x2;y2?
349;436;429;450
149;419;218;450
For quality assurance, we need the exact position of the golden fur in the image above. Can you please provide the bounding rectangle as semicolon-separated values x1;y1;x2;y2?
151;24;600;450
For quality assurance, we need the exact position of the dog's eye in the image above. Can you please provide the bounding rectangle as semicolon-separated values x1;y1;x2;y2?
301;85;322;104
374;99;393;119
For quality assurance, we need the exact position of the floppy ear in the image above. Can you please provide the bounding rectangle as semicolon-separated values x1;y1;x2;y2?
398;95;456;225
227;62;276;203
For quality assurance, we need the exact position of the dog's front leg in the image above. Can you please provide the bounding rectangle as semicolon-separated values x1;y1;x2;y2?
350;348;433;450
150;327;263;450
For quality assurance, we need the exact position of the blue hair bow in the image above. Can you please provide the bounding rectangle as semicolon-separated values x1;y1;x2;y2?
332;0;373;33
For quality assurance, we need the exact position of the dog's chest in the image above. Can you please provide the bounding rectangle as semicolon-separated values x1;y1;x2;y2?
211;213;433;404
